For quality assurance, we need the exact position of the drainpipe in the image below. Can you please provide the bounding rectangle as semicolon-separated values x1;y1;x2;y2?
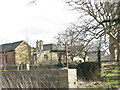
65;42;68;68
3;50;6;71
3;45;12;71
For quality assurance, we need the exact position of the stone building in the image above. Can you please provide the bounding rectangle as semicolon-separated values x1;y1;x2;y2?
0;40;31;69
33;40;66;65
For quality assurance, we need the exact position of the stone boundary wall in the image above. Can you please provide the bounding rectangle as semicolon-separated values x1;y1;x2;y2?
1;69;77;88
0;45;2;90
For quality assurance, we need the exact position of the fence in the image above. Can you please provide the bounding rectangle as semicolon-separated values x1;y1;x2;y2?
101;61;120;88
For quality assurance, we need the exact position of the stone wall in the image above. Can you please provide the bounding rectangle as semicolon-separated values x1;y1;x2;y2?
15;41;31;65
36;51;59;65
1;69;77;88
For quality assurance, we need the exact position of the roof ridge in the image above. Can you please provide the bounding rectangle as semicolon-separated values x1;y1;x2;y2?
43;43;56;45
0;40;24;52
1;40;23;46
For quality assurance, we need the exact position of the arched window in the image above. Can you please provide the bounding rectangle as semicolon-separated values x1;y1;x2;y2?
44;54;48;60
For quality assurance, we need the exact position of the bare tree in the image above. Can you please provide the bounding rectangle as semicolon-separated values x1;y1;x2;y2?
65;0;120;61
55;24;98;62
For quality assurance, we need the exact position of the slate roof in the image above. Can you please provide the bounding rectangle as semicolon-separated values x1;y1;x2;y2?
43;44;57;51
0;40;23;53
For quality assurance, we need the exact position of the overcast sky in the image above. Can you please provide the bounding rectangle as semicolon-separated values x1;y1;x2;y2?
0;0;79;47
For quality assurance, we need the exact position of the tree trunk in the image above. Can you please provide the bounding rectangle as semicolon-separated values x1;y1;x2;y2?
109;37;116;61
117;1;120;61
97;47;101;68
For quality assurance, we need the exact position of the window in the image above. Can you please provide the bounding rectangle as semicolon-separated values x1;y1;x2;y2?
44;54;48;60
33;54;37;61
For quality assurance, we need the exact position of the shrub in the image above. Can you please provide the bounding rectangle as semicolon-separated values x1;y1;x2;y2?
77;62;100;81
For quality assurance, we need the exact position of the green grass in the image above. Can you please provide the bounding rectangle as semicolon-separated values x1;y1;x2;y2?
107;73;118;76
111;69;119;72
107;80;119;84
101;63;120;88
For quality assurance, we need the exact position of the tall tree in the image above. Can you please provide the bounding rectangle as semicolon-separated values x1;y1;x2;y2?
65;0;120;61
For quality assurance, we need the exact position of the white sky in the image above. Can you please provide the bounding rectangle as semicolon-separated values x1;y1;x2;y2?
0;0;79;47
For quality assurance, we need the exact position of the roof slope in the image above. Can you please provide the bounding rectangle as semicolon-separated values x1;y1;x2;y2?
0;40;23;52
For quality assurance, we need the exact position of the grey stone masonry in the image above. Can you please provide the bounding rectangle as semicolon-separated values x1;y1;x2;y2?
1;69;77;88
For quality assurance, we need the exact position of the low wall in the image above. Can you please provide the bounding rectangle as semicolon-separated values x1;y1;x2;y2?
1;69;77;88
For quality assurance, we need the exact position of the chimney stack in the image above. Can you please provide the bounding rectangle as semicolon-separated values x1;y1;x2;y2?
39;40;43;50
36;40;43;51
36;40;39;50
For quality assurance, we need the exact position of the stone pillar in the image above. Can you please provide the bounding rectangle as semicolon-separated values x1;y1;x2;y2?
59;69;77;88
68;69;77;88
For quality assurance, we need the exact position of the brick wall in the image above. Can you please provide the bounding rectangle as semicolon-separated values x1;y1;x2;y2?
0;51;15;67
6;51;15;65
